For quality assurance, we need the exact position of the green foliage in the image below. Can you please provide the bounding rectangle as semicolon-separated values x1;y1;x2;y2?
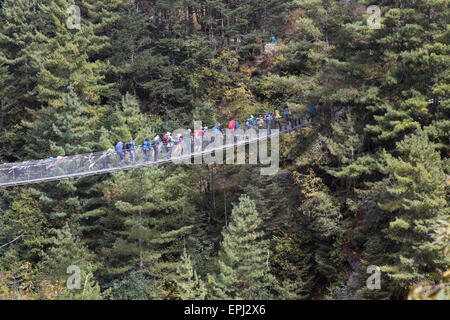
0;0;448;300
96;166;202;299
378;130;448;290
270;234;313;299
175;248;208;300
208;195;277;299
24;85;96;159
108;271;154;300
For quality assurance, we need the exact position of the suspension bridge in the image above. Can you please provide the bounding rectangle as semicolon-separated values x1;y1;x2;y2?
0;120;312;188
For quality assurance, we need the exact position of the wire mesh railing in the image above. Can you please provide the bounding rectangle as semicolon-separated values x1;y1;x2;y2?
0;117;309;187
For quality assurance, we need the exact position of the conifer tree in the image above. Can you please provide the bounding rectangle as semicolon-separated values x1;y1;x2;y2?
99;167;201;298
37;224;104;298
293;169;343;286
36;223;107;299
0;188;47;263
0;0;48;160
363;0;449;146
0;0;118;163
24;85;95;159
270;234;314;299
20;86;96;248
175;248;208;300
321;112;368;187
208;195;276;299
377;130;448;294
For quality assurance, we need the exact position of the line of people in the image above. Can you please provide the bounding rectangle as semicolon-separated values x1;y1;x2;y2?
114;105;318;166
243;107;298;131
1;105;319;184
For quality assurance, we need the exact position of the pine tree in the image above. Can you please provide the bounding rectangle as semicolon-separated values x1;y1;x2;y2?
175;248;208;300
0;188;47;263
19;87;96;230
377;130;448;295
292;169;344;288
363;0;449;146
98;167;201;299
208;195;276;299
0;0;48;160
37;224;106;300
321;113;365;180
35;0;111;111
0;0;112;160
24;85;96;159
270;234;314;299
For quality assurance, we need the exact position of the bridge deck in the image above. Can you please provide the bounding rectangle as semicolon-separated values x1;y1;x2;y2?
0;122;311;188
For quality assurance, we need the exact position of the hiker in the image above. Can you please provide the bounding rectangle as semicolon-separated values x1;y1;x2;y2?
211;124;223;147
246;115;255;129
124;140;131;164
265;112;273;133
212;123;223;135
183;129;193;154
228;120;236;131
129;138;136;163
152;136;161;162
172;134;183;157
183;128;192;141
115;141;125;165
310;105;317;121
273;110;282;130
283;107;292;129
202;127;209;150
142;138;151;162
163;132;174;159
291;109;298;126
194;129;203;152
256;116;264;130
271;36;276;44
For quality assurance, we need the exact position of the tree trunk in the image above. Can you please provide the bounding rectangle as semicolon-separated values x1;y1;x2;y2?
138;172;144;270
223;169;228;228
211;165;217;222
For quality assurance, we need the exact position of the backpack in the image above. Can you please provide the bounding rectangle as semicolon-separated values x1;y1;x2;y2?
163;135;169;143
234;121;238;129
228;120;236;130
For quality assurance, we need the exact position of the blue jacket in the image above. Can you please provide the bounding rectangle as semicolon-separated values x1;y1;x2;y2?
115;141;123;153
152;139;160;147
213;125;223;134
310;105;317;114
142;141;151;151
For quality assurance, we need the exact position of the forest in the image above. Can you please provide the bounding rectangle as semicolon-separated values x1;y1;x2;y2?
0;0;448;300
